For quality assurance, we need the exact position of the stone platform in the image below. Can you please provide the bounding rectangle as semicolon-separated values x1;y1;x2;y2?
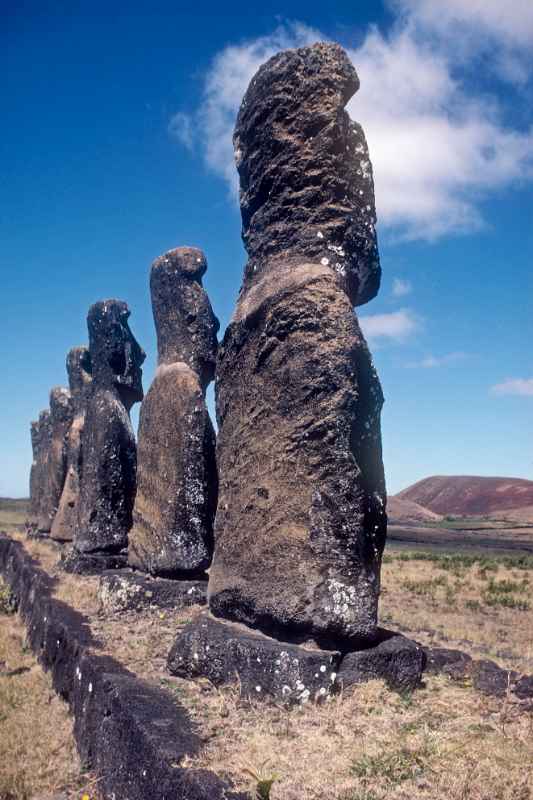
168;612;425;704
59;548;129;574
98;569;207;613
0;533;245;800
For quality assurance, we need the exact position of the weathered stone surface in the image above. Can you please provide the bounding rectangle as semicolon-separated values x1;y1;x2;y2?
337;631;425;692
424;647;473;680
234;42;380;308
61;548;128;575
128;248;218;578
51;346;92;542
74;300;144;556
471;659;519;697
168;612;341;704
27;417;45;532
37;387;73;533
98;570;206;612
149;247;219;390
208;42;386;648
0;534;246;800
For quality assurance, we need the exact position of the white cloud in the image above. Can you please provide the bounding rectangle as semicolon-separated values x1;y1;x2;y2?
359;308;420;344
406;351;467;368
392;278;412;297
491;378;533;397
168;112;195;151
169;10;533;241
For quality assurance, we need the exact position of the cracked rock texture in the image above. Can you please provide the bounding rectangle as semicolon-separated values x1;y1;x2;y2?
37;387;73;533
27;414;47;533
75;300;145;555
128;248;219;578
208;42;386;648
51;346;92;542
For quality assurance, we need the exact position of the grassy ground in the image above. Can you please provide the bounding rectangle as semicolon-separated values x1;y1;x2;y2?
381;549;533;673
2;530;533;800
0;576;98;800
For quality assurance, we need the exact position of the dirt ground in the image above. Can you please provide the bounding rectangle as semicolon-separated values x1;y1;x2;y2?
2;528;531;800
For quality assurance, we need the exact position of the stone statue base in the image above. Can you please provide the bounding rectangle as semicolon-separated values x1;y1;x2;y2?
60;548;128;575
98;570;207;613
167;613;424;704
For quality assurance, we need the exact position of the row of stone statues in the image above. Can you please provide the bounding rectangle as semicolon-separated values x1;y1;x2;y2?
28;43;399;673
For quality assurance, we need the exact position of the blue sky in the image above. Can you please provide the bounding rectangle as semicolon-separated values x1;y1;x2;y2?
1;0;532;498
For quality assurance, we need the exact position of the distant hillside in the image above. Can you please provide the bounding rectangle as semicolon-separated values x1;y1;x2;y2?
0;497;29;513
387;496;443;523
396;476;533;516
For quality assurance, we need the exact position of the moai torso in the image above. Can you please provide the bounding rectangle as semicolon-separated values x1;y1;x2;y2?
38;387;72;533
50;346;92;542
75;301;144;554
27;419;42;531
208;43;386;647
128;247;219;577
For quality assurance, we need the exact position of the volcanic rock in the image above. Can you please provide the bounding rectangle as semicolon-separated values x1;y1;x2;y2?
27;417;44;533
128;247;219;578
73;300;144;564
51;346;92;542
98;570;206;613
207;42;386;648
37;387;72;533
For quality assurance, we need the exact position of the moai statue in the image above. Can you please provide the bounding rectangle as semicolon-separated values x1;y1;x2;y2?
128;247;219;578
68;300;144;572
50;346;92;542
27;418;43;533
168;43;424;701
37;387;72;533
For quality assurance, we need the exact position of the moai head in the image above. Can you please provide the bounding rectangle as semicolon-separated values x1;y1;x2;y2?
49;386;72;424
234;42;381;307
66;346;92;400
150;247;219;390
87;300;145;410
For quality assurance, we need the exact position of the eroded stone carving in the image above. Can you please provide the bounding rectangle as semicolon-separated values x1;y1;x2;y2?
128;247;219;577
206;42;387;648
50;346;92;542
37;388;72;534
72;300;144;563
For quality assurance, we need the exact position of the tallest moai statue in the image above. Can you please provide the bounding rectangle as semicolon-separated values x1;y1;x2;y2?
208;42;387;647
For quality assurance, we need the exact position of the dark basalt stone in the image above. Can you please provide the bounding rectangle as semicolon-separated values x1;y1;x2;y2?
168;612;341;704
128;248;219;578
75;300;145;556
337;631;426;692
208;43;386;648
149;247;219;391
234;42;380;307
168;615;424;701
0;534;246;800
471;659;519;697
37;387;73;533
98;570;207;612
51;346;92;542
27;416;45;533
60;548;129;575
424;647;473;679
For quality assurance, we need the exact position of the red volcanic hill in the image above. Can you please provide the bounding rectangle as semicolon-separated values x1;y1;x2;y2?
395;475;533;517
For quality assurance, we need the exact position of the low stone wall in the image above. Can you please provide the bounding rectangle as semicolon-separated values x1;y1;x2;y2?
0;533;246;800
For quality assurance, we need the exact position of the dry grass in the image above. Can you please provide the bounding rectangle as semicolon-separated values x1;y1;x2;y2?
2;531;533;800
381;550;533;673
0;578;97;800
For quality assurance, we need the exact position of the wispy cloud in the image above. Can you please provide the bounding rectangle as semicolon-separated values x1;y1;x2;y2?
392;278;412;297
405;351;468;368
169;6;533;241
359;308;420;344
491;378;533;397
168;112;195;151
